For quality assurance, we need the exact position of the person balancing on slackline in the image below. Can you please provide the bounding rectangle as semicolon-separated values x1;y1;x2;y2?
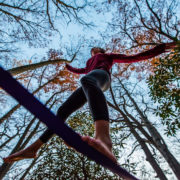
3;42;176;164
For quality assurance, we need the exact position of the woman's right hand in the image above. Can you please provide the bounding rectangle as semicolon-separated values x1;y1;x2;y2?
65;62;70;68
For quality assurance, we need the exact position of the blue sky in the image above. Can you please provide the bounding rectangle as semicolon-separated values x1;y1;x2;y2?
16;3;113;66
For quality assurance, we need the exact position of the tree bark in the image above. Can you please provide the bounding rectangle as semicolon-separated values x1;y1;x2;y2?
8;59;67;75
8;53;77;76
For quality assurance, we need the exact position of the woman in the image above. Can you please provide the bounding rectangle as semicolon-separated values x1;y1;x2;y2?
3;42;176;163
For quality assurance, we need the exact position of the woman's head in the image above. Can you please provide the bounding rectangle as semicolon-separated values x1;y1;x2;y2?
91;47;105;56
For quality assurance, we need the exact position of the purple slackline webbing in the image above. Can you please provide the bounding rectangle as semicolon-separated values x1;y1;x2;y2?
0;66;139;180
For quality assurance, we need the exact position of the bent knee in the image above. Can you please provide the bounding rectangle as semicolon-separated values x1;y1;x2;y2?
80;76;98;87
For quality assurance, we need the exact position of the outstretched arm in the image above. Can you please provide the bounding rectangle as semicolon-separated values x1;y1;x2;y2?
65;63;87;74
111;43;175;64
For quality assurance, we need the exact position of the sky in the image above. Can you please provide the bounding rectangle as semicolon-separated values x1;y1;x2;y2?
16;3;113;66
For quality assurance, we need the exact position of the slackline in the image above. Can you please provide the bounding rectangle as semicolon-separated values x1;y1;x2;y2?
0;66;139;180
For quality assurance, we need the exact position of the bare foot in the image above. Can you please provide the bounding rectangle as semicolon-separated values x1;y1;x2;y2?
3;149;37;163
81;136;117;163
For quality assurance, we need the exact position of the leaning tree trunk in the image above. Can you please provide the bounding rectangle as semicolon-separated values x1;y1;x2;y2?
8;51;77;75
0;104;20;125
125;115;168;180
108;89;168;180
19;147;45;180
0;116;37;179
119;80;180;179
108;102;168;179
0;93;59;179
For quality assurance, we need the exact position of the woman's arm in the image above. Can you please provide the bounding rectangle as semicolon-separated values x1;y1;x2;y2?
65;63;87;74
111;43;168;63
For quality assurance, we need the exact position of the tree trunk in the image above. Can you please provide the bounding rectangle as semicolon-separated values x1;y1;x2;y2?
0;104;20;124
108;87;168;179
0;94;58;179
19;149;44;180
8;53;77;76
108;99;168;180
119;80;180;179
126;116;168;180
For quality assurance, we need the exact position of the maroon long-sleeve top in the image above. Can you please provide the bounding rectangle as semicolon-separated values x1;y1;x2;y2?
66;44;166;75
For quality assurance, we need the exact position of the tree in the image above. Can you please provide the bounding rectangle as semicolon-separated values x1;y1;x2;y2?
105;0;179;46
147;47;180;136
0;93;58;179
7;48;78;75
0;0;90;61
1;0;179;179
107;77;180;179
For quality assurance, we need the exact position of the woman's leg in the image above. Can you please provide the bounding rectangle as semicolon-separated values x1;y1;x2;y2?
82;120;116;162
80;70;116;162
3;87;87;163
4;69;116;163
39;87;87;143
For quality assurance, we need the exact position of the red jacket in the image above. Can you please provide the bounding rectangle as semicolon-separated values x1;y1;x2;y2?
66;44;166;75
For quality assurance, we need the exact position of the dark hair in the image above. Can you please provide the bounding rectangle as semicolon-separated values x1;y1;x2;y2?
91;47;106;54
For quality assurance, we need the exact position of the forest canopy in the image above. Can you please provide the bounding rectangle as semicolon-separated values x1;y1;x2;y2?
0;0;179;180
